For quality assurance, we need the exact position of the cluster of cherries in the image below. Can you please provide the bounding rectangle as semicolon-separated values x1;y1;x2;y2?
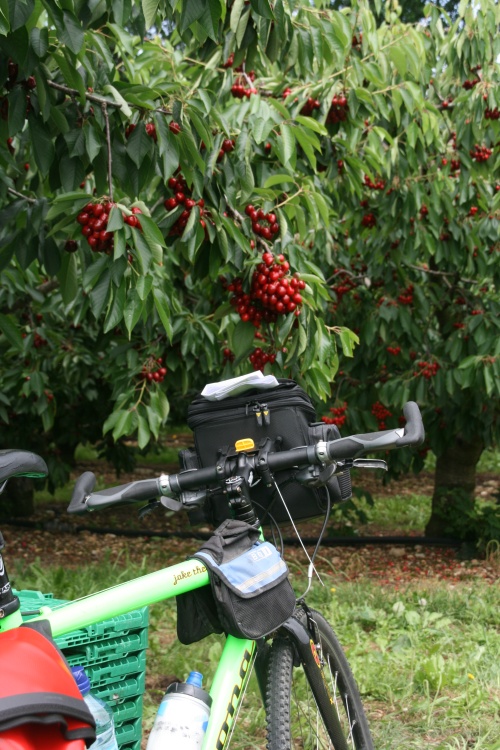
201;137;236;163
163;173;206;236
139;357;167;383
361;213;376;228
419;204;429;218
33;332;48;349
364;175;385;190
245;205;280;241
386;346;402;356
371;401;392;431
249;347;277;371
331;270;357;303
227;252;305;325
462;78;480;90
484;107;500;120
397;285;414;305
321;402;347;428
470;144;492;162
1;61;36;122
414;361;440;379
300;97;321;116
231;69;257;99
326;94;348;125
76;202;142;253
125;122;157;142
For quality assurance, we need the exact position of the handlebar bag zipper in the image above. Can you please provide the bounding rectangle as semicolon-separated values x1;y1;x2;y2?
177;520;296;642
185;379;351;524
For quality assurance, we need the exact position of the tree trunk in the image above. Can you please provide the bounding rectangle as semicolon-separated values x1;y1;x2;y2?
0;478;34;520
425;436;484;538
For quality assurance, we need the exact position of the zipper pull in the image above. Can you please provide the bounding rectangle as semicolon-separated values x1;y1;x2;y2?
262;403;270;426
253;404;263;427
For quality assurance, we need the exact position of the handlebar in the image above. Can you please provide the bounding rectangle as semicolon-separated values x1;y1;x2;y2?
67;401;424;515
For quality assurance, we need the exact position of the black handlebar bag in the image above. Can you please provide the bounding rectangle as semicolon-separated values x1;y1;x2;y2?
183;379;352;525
176;520;296;643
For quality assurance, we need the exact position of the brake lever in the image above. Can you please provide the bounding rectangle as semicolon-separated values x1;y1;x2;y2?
352;458;388;471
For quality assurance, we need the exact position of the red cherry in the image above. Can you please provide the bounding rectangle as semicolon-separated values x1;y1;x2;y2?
125;215;139;227
164;197;178;210
169;121;181;134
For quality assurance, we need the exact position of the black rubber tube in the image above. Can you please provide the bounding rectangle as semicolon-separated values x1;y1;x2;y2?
3;519;462;547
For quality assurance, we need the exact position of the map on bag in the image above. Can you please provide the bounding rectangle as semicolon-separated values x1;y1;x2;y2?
201;372;280;401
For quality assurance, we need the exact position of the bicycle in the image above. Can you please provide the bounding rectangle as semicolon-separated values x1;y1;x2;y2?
0;400;424;750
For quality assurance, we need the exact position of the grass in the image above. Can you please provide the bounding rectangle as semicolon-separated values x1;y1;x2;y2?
12;553;500;750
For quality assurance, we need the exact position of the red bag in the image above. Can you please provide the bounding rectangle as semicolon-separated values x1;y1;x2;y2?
0;624;95;749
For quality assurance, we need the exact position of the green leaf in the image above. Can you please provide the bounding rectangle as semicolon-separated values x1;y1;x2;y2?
107;206;125;232
142;0;159;28
231;320;255;358
126;124;154;169
102;84;133;118
7;86;27;136
28;114;55;175
230;0;245;33
389;46;407;77
264;173;295;188
55;10;84;55
294;115;328;136
57;252;79;306
8;0;34;31
179;0;205;34
293;126;317;169
137;413;151;450
280;123;295;165
139;214;166;249
154;289;173;340
104;280;126;332
0;313;23;350
338;327;359;357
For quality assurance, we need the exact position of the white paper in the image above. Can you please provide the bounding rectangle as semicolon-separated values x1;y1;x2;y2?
201;372;280;401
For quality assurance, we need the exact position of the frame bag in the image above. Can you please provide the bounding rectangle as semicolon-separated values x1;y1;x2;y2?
176;520;296;643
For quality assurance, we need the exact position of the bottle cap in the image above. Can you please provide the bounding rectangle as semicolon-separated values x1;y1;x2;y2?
166;680;212;708
186;671;203;688
71;665;91;696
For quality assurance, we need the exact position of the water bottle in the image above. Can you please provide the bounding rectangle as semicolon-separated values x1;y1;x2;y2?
146;670;212;750
71;666;119;750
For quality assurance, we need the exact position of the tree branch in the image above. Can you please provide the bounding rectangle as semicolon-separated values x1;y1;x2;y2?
7;187;36;204
47;80;123;109
101;102;114;201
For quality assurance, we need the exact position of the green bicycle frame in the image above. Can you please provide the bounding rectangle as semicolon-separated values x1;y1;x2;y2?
1;558;257;750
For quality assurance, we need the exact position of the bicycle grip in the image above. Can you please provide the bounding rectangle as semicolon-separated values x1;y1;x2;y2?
395;401;425;447
70;477;162;512
325;401;425;460
67;471;97;514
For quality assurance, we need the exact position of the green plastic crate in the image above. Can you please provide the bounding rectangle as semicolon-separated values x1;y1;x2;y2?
112;694;144;725
16;589;148;750
94;672;146;705
62;629;149;667
15;589;149;646
115;717;142;746
83;652;147;687
120;741;141;750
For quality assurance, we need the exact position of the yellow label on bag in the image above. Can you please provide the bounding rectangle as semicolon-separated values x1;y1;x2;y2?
235;438;255;452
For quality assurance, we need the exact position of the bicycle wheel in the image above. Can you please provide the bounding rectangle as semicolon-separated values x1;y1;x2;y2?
265;608;374;750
